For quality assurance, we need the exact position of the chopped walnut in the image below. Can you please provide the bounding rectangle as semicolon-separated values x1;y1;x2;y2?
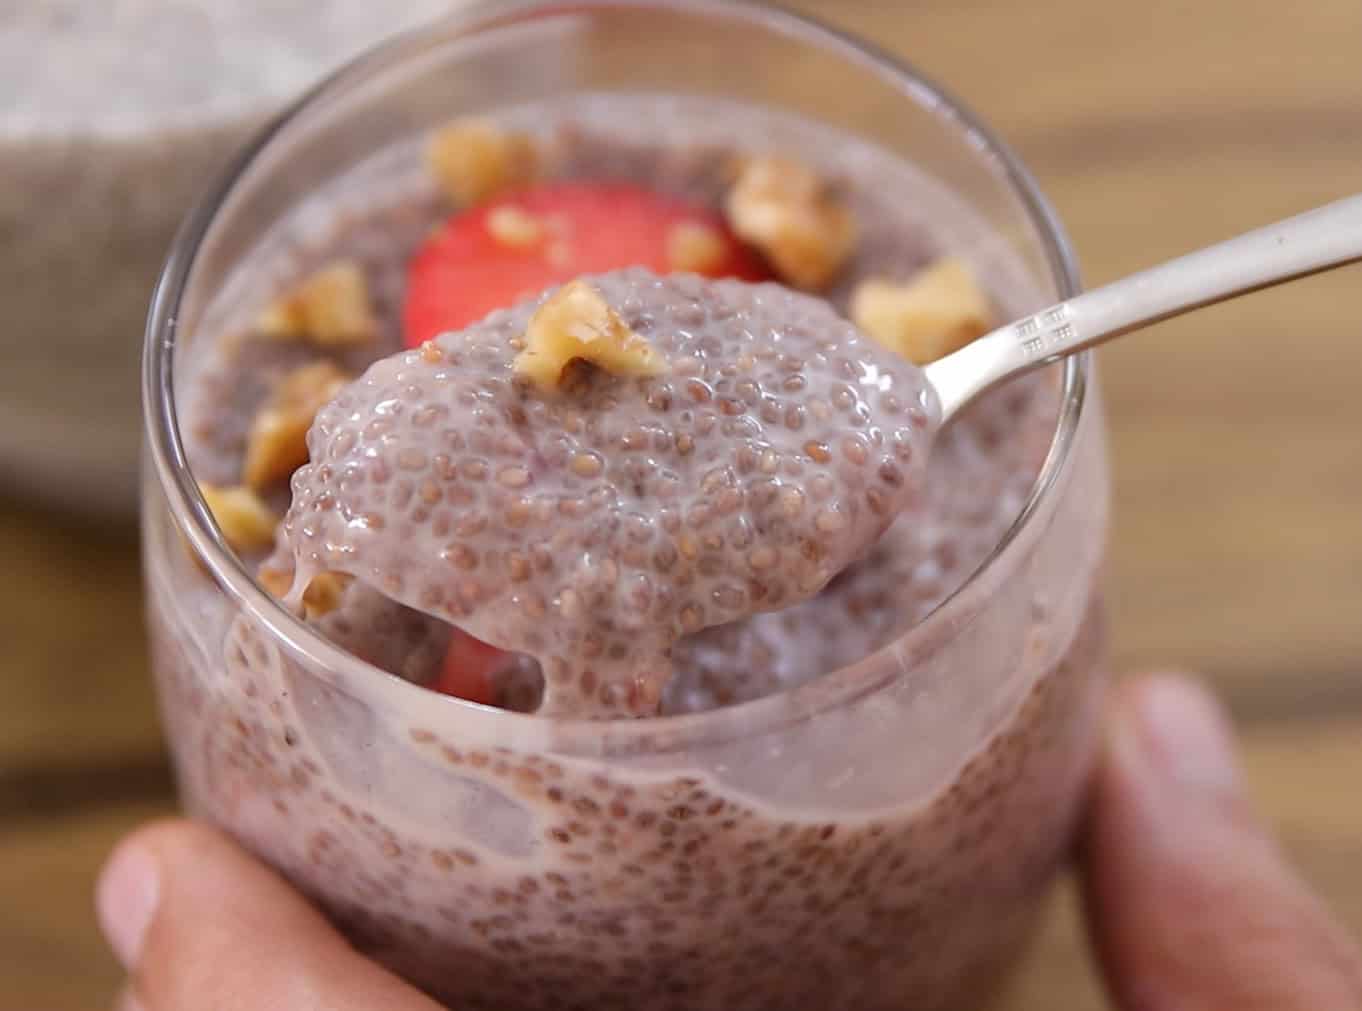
256;566;352;618
200;484;277;553
256;261;378;346
724;156;855;290
426;118;538;206
514;280;667;391
257;565;292;598
302;572;353;618
851;257;993;365
487;205;545;248
243;361;352;490
666;221;727;274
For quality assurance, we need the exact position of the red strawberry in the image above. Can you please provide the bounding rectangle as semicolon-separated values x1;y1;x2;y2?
428;628;508;705
403;182;769;347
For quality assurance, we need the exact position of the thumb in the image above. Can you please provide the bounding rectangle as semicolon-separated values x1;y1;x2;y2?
96;818;443;1011
1083;674;1362;1010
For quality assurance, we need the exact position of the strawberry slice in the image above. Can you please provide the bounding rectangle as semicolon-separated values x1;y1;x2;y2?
403;182;770;347
429;628;508;705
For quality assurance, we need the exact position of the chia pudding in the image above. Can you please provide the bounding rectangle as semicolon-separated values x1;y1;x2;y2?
144;92;1108;1011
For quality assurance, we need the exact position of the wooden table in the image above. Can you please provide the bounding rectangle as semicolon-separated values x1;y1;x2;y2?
4;2;1360;1007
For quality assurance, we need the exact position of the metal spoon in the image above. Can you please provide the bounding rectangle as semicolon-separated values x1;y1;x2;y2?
926;193;1362;421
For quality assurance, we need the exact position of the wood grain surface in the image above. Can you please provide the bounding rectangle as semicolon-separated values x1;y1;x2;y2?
3;1;1360;1007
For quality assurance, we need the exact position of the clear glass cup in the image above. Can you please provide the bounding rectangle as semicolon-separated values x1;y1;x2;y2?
141;2;1109;1009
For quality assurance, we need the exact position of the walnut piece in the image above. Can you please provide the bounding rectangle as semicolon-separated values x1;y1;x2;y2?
666;221;728;274
301;571;353;618
256;260;378;346
724;156;855;291
513;280;667;391
256;567;352;618
427;118;538;206
243;361;352;490
200;484;277;553
850;257;993;365
257;565;291;598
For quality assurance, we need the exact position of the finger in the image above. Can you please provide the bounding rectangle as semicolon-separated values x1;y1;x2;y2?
96;818;442;1011
1083;674;1362;1010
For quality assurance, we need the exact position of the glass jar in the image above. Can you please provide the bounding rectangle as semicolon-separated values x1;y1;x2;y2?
142;3;1108;1009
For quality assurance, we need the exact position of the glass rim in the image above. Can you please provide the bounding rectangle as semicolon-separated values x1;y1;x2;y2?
143;0;1086;758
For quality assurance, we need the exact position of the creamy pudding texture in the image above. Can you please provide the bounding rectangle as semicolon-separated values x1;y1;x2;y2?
182;95;1052;715
281;270;938;717
153;94;1108;1011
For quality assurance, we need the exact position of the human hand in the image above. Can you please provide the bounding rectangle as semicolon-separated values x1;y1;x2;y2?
1083;673;1362;1008
97;674;1362;1010
95;820;442;1010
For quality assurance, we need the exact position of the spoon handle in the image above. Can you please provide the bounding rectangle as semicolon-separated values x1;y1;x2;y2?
926;192;1362;420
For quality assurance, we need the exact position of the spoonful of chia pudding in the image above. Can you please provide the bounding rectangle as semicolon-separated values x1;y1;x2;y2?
277;268;938;718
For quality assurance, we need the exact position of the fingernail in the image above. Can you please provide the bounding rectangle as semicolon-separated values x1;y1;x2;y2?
96;843;160;969
1129;676;1243;797
115;985;148;1011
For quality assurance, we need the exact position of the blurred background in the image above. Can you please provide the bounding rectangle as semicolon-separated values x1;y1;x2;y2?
2;1;1360;1008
